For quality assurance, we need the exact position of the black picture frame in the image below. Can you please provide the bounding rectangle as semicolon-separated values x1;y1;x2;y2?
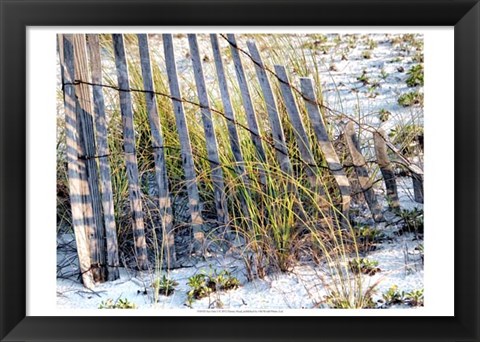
1;0;479;341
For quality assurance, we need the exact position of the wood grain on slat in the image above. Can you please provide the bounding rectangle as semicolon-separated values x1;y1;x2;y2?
344;121;383;222
210;34;247;179
163;34;204;253
373;129;400;211
87;34;120;280
247;41;293;176
72;34;107;281
300;77;351;215
227;34;267;186
112;34;148;270
210;34;251;228
274;65;326;198
137;33;177;267
59;34;94;288
188;34;230;229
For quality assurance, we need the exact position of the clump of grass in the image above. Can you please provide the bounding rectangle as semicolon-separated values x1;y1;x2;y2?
187;274;213;303
325;289;376;309
357;69;370;84
355;225;384;252
366;38;378;50
186;270;240;305
398;208;424;235
378;109;391;122
389;124;424;156
405;288;424;306
99;298;137;309
349;258;381;276
406;64;424;87
380;68;389;80
398;91;423;107
381;285;405;305
152;275;178;297
380;286;424;307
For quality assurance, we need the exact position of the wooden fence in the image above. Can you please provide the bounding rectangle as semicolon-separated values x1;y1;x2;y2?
58;33;423;287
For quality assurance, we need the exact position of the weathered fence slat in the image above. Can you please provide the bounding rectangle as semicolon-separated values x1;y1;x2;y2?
274;65;326;197
344;121;384;222
247;41;293;176
210;34;247;179
227;34;267;186
137;33;177;268
412;174;424;204
373;129;400;211
210;34;251;228
72;34;107;282
163;34;205;253
59;34;94;288
112;34;148;270
188;34;230;229
86;34;120;280
300;77;351;215
384;140;424;204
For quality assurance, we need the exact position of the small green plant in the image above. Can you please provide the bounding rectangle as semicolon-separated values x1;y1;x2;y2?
380;287;424;307
98;298;137;309
186;270;240;306
388;124;424;156
398;208;424;235
378;109;391;122
406;64;424;87
357;69;370;85
187;274;213;303
381;285;405;305
349;258;381;276
212;270;241;291
398;91;423;107
355;225;384;252
152;275;179;296
366;38;378;50
405;288;424;306
380;68;389;80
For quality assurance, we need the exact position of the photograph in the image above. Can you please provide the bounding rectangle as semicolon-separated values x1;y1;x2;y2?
56;32;425;311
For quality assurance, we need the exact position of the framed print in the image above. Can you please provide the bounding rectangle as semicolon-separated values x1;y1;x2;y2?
1;0;479;341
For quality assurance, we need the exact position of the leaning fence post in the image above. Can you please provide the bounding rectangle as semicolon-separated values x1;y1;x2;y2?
274;65;326;198
384;140;424;204
137;33;177;268
226;34;267;186
188;34;230;230
163;34;205;254
112;34;149;270
86;34;120;280
300;77;351;216
412;173;424;203
210;34;247;179
59;34;94;288
344;121;384;222
247;41;293;176
373;129;400;211
72;34;107;282
210;34;252;228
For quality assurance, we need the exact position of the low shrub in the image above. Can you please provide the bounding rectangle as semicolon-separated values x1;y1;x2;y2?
98;298;137;309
